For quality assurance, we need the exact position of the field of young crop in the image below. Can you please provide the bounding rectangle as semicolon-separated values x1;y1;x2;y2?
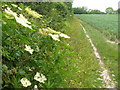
75;14;118;41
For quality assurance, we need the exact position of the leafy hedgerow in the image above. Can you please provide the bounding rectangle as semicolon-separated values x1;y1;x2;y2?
2;3;73;89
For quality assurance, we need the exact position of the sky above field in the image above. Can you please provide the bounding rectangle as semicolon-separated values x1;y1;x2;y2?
72;0;119;12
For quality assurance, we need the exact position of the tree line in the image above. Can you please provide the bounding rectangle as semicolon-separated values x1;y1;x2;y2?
73;7;119;14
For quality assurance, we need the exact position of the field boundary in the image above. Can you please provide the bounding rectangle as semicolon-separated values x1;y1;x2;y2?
80;24;116;88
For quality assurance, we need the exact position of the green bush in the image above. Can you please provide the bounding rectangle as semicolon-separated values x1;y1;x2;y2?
24;2;73;31
2;2;73;89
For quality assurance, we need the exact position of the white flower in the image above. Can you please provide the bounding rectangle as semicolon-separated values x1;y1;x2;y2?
34;72;47;83
20;78;31;87
24;45;34;54
48;34;60;41
97;78;103;80
2;20;7;24
4;7;32;29
112;74;115;77
28;67;32;71
47;28;60;34
67;44;70;46
34;85;38;88
11;4;18;8
59;33;70;38
4;8;11;15
5;7;17;17
18;7;22;10
2;4;8;7
19;14;31;24
15;14;32;29
33;85;39;90
39;28;48;35
31;67;35;70
25;7;43;18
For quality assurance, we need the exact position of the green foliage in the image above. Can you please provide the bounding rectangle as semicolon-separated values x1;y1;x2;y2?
2;2;73;89
24;2;73;31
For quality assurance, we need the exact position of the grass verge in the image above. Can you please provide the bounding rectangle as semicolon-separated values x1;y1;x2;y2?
63;16;103;88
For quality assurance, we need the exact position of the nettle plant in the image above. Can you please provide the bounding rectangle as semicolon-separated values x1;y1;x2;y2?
2;3;70;88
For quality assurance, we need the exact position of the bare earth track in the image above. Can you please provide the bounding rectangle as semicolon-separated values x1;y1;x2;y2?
80;24;116;88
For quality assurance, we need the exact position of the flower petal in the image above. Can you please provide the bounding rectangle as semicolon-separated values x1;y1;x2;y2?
48;34;60;41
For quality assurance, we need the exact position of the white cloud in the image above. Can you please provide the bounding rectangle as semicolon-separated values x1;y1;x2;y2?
72;0;119;12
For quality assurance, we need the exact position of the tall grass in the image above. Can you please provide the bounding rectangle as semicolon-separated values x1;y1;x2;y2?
65;17;103;88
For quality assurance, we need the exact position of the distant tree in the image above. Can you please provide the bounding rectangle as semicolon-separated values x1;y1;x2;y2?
105;7;114;14
73;7;105;14
73;7;87;14
88;9;105;14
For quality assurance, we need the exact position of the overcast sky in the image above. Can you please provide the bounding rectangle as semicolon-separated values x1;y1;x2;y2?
72;0;119;12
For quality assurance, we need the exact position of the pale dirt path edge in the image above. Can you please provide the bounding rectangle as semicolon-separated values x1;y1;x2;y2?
80;24;116;88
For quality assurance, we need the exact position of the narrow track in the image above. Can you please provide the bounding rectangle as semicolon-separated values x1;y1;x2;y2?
80;24;116;88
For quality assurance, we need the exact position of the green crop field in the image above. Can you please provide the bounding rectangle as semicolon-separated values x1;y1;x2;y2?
75;14;118;41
